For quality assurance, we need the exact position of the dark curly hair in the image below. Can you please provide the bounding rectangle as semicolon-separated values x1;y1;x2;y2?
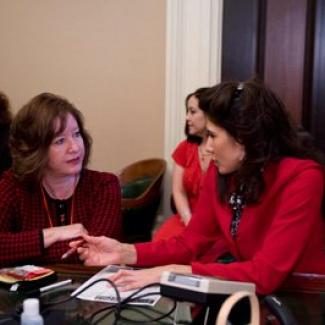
10;92;92;184
200;79;324;203
184;87;209;144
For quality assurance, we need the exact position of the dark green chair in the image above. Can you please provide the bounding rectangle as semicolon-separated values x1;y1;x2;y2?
118;158;166;243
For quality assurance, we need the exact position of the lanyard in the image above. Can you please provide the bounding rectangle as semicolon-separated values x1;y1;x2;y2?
40;186;75;227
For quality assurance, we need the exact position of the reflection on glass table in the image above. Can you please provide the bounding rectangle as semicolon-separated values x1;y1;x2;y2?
0;265;324;324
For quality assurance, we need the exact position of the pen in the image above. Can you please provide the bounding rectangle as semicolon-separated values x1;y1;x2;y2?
61;240;85;259
40;279;72;293
61;247;77;259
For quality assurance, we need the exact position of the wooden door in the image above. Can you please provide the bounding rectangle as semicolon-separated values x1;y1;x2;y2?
221;0;325;152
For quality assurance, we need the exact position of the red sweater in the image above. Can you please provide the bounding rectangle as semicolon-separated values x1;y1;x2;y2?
136;158;325;294
0;169;122;266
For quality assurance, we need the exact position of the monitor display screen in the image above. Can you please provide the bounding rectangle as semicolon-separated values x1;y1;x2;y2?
168;273;200;287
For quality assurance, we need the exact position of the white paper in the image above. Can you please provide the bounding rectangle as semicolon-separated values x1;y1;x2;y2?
71;265;161;306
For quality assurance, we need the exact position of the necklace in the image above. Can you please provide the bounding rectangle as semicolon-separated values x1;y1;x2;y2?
198;144;210;172
41;175;78;227
41;188;75;227
198;145;206;161
42;175;78;200
228;184;246;238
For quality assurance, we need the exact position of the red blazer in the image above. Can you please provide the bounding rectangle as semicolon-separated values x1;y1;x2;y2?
0;169;122;266
136;158;325;294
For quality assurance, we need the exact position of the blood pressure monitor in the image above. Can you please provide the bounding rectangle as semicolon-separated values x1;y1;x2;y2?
160;271;255;304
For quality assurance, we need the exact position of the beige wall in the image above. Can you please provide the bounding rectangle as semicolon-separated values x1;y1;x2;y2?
0;0;166;172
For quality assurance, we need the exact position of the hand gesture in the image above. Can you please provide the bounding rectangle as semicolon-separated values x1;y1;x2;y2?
70;234;136;266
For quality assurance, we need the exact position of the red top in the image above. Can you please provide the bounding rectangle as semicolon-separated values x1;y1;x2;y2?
0;169;122;266
136;158;325;294
172;140;205;210
152;140;206;241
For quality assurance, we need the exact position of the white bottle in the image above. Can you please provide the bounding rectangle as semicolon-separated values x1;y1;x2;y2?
20;298;44;325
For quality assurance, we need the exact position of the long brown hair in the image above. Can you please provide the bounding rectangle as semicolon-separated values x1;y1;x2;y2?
10;93;92;184
200;79;324;203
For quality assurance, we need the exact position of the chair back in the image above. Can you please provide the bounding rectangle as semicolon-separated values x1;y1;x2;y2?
118;158;166;242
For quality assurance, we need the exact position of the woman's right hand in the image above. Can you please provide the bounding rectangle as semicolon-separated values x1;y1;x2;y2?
43;223;88;248
70;234;137;266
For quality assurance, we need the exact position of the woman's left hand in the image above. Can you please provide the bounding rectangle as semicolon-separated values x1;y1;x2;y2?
109;264;192;291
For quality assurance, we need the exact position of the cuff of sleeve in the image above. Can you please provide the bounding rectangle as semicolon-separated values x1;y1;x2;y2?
134;242;148;266
191;261;220;277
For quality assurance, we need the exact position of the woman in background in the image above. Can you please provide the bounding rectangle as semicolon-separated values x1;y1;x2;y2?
72;79;325;296
153;88;211;241
0;92;12;177
0;92;122;265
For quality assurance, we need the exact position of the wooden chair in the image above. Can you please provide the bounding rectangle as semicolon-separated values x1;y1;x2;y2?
118;158;166;243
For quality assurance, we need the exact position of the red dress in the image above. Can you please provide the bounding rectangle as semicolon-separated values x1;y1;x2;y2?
153;140;206;241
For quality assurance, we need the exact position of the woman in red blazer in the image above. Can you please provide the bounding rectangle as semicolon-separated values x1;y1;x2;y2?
72;80;325;295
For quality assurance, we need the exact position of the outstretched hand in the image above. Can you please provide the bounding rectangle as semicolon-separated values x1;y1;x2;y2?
69;234;136;266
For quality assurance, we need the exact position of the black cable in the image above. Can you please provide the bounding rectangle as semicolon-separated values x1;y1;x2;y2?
6;278;178;324
91;307;116;325
114;286;177;323
90;282;178;324
121;291;161;304
89;291;161;325
91;295;176;325
118;282;160;304
42;278;121;311
0;278;121;325
90;283;160;324
263;295;297;325
113;282;160;323
118;299;177;324
42;278;121;325
121;290;168;320
118;306;173;325
88;304;115;324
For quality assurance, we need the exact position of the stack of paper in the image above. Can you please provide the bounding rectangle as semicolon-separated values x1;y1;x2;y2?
71;265;160;306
